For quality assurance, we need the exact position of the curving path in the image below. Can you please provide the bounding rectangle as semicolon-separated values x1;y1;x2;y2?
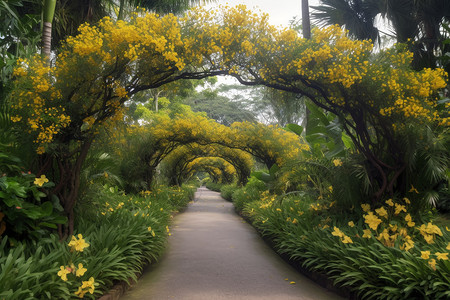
121;187;343;300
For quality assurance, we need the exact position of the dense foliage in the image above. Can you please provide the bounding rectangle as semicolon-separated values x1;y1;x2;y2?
1;3;449;299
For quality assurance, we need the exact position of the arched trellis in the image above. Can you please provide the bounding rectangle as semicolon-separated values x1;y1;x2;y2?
11;5;446;237
185;157;236;185
121;113;304;191
162;143;253;186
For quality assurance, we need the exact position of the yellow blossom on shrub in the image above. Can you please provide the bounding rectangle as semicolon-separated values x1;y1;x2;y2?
332;226;344;238
428;259;437;271
404;214;415;227
362;229;372;239
418;223;443;244
57;266;71;281
364;212;382;231
75;263;87;277
401;236;414;251
385;199;394;207
348;221;355;227
421;251;431;259
375;207;388;218
331;226;352;244
361;203;370;212
342;235;353;244
34;174;49;187
435;252;448;261
74;277;95;298
394;203;406;215
332;159;343;167
68;234;90;252
447;242;450;250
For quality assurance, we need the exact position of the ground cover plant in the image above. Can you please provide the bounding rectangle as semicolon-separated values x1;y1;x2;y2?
227;165;450;299
0;183;196;299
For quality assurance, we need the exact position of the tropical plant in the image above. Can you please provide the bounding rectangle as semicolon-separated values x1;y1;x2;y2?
311;0;450;70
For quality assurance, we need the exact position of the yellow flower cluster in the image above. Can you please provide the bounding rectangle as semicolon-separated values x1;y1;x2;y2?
57;234;95;298
332;226;353;244
74;277;95;298
57;263;87;281
357;198;449;258
418;223;443;244
68;234;90;252
10;5;448;158
34;174;49;187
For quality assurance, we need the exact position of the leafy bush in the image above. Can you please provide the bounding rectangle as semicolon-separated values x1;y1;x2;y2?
205;181;222;192
239;191;450;299
1;183;197;299
231;176;266;212
0;173;66;240
220;184;237;202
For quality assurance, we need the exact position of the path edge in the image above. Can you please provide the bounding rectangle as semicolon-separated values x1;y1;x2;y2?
236;209;358;300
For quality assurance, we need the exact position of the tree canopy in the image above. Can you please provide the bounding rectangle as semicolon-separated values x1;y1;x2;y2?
9;5;448;235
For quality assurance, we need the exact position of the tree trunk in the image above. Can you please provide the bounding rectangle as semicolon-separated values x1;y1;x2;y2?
42;0;56;58
302;0;311;39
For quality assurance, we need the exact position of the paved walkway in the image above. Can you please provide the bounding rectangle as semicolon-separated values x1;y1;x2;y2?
121;187;343;300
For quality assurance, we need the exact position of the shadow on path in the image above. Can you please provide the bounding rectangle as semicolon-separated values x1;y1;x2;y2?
121;187;344;300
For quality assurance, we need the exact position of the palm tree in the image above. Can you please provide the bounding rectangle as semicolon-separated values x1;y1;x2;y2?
302;0;311;39
311;0;450;70
311;0;380;43
42;0;56;58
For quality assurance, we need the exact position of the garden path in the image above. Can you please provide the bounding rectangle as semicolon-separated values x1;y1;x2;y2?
121;187;343;300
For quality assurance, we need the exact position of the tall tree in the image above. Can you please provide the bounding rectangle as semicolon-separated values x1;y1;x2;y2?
302;0;311;39
42;0;56;57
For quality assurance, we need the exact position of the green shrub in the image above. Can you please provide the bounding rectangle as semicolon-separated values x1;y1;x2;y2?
1;183;197;299
241;192;450;299
220;184;236;202
232;176;266;212
205;181;222;192
0;173;67;240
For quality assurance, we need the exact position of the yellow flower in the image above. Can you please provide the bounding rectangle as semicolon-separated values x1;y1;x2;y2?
342;235;353;244
403;197;411;204
348;221;355;227
68;234;90;252
361;203;370;212
57;266;71;281
76;263;87;277
404;214;415;227
362;229;372;238
75;277;95;298
385;199;394;206
418;222;443;244
446;242;450;250
408;185;419;194
364;212;382;231
394;203;406;215
435;252;449;261
428;259;436;271
421;251;430;259
331;226;344;238
402;236;414;251
34;174;49;187
375;207;388;218
332;159;343;167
